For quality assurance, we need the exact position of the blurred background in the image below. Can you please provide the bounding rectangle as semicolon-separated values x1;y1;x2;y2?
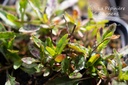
0;0;128;22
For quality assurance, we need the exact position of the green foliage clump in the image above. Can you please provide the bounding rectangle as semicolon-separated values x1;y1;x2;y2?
0;0;128;85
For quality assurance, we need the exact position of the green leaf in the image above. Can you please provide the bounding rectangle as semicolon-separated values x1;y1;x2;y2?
65;12;75;24
102;23;116;40
86;54;100;67
87;7;93;19
7;49;19;53
5;75;17;85
113;50;122;80
13;60;22;70
7;36;16;49
0;32;15;39
56;34;69;54
42;13;48;23
103;54;115;60
31;35;44;48
68;43;87;54
61;57;70;73
120;71;128;80
96;31;101;44
97;40;110;52
0;23;6;31
19;0;27;21
7;13;21;27
28;0;42;21
69;72;82;79
34;64;44;73
0;9;15;27
30;0;42;10
46;46;56;57
73;55;85;71
45;37;53;47
21;67;36;75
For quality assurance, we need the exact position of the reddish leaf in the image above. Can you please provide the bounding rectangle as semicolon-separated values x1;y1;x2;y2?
55;54;66;62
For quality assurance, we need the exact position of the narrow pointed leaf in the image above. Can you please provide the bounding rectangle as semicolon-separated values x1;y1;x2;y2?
0;32;15;39
56;34;69;54
55;54;66;62
46;46;56;56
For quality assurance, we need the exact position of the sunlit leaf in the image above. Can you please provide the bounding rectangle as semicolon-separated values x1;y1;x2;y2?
69;72;82;79
97;20;109;25
56;34;69;54
103;54;115;60
86;25;96;31
0;32;15;39
42;13;48;23
97;31;101;44
7;49;19;53
30;0;42;10
46;46;56;56
55;54;66;62
87;7;93;19
7;13;21;27
28;0;42;20
31;35;44;48
0;9;20;27
86;54;100;67
19;0;28;21
68;43;86;54
65;12;75;24
7;36;16;49
102;23;116;40
97;39;110;52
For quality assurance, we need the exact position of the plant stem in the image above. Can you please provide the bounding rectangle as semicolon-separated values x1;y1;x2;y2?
63;15;69;30
91;38;109;54
69;25;76;38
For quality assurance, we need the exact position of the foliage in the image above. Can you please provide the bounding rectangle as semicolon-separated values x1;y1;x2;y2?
0;0;128;85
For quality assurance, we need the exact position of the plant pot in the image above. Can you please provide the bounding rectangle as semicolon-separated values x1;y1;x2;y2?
106;17;128;55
